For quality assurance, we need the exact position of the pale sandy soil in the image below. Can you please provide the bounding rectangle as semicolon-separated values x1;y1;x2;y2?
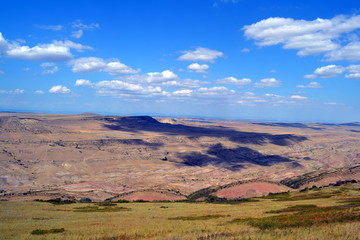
0;113;359;200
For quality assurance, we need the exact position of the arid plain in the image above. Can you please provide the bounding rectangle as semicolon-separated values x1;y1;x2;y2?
1;112;359;201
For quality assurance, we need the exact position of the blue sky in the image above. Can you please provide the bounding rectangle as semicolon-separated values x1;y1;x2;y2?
0;0;360;122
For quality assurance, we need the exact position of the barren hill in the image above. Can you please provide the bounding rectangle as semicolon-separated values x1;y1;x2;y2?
0;113;359;201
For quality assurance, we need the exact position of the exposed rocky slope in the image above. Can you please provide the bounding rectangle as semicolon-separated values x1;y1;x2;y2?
280;164;360;189
0;113;359;201
188;180;291;200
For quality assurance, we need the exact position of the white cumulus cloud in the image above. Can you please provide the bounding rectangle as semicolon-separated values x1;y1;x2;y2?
71;57;105;73
254;78;281;88
104;61;140;75
95;80;164;97
0;32;92;61
345;64;360;79
51;40;92;52
6;43;72;61
243;15;360;60
157;79;203;88
297;82;322;88
187;63;209;73
119;70;206;89
75;79;92;86
306;64;360;79
71;30;83;39
346;73;360;79
0;33;7;54
72;20;100;30
119;70;178;83
71;20;100;39
49;85;71;94
305;65;345;78
40;62;59;75
314;65;345;78
216;77;252;86
290;95;308;100
173;89;193;97
178;47;223;62
0;89;24;94
35;24;63;31
170;86;235;100
197;86;235;96
326;41;360;61
264;93;281;98
71;57;139;75
74;79;166;98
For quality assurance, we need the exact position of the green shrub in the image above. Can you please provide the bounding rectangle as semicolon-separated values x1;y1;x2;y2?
133;199;148;203
31;217;51;220
266;204;318;213
206;195;258;204
261;192;334;201
35;198;76;204
79;197;92;203
337;198;360;205
153;200;171;203
261;192;290;200
232;206;360;229
31;228;65;235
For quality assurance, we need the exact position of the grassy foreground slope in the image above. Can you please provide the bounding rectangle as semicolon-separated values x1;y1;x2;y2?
1;184;359;240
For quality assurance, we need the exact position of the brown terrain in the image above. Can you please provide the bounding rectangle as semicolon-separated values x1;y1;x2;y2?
214;181;291;199
0;112;359;201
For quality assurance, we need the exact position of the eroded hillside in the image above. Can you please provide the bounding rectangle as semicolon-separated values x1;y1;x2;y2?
0;113;359;201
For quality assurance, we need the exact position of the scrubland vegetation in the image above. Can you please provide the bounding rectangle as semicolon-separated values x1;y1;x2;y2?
1;184;360;239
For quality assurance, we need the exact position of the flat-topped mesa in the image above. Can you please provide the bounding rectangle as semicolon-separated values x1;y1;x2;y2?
102;116;162;128
119;116;161;125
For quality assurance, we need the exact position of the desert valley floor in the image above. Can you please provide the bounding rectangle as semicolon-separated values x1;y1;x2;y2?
0;112;360;201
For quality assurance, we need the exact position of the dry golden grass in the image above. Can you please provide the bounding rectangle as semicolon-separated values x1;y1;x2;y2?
1;185;360;240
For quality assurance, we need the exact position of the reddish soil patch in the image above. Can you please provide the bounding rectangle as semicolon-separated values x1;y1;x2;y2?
214;182;290;199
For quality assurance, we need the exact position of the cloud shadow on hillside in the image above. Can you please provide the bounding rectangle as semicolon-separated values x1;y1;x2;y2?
177;143;296;171
102;116;308;146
